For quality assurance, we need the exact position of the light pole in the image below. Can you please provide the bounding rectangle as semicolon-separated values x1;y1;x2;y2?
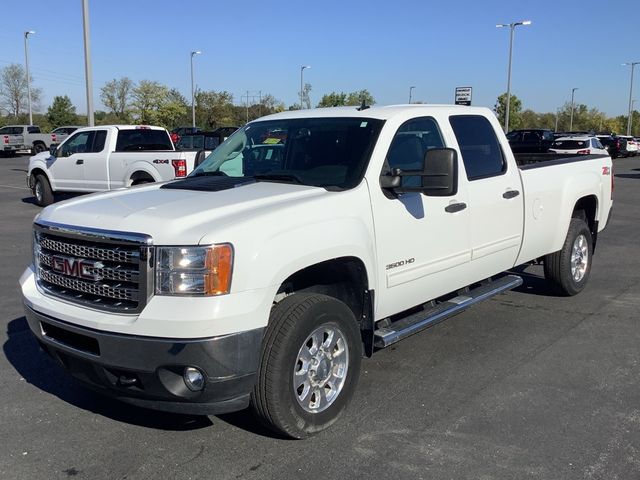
496;20;531;132
24;30;35;125
300;65;310;109
631;99;637;135
570;87;578;131
81;0;94;126
555;108;560;132
190;50;201;128
623;62;639;136
409;86;415;104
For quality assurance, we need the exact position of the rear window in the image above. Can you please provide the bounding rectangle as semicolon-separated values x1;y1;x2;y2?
115;129;173;151
551;140;588;149
0;126;23;135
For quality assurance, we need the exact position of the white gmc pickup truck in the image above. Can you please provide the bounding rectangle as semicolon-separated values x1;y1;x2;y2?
27;125;200;206
20;105;613;438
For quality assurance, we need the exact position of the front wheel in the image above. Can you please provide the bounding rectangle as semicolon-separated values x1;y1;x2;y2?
543;217;593;296
33;174;54;207
251;293;362;439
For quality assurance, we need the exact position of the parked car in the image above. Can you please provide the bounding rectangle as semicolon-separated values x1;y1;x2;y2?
170;126;200;144
506;128;554;153
176;127;239;151
596;135;626;158
51;126;82;136
549;136;608;155
27;125;201;206
0;125;72;156
617;135;638;156
20;104;613;439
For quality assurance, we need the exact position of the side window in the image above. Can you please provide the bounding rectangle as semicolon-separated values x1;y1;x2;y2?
385;117;444;172
449;115;506;180
27;126;41;134
522;131;538;142
60;132;94;157
92;130;107;152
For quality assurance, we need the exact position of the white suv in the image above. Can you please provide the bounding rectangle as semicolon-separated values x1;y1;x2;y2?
549;136;608;156
617;135;638;156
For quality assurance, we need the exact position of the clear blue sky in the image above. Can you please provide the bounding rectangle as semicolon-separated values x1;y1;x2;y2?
1;0;638;116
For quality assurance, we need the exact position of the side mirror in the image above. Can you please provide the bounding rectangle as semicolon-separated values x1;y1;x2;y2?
380;147;458;196
49;144;58;157
420;148;458;196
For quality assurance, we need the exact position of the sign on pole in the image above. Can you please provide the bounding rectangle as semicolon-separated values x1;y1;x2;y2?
455;87;472;106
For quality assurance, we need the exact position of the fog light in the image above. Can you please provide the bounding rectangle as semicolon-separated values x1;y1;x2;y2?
183;367;205;391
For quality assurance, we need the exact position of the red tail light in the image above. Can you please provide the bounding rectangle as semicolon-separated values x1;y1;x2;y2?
576;149;591;154
171;159;187;177
51;134;57;143
3;135;8;145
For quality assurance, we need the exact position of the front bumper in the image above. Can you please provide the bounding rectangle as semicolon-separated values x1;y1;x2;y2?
25;304;264;415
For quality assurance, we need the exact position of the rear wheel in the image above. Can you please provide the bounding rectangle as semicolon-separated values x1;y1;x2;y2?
32;143;46;155
33;174;54;207
251;293;362;439
543;217;592;296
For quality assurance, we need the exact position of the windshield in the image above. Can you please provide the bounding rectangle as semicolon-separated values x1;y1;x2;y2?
191;117;384;189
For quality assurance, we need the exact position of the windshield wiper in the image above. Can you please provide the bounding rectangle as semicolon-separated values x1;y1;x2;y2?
253;173;303;184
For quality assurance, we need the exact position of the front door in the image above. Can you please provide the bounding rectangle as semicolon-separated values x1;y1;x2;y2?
48;131;94;190
370;116;472;320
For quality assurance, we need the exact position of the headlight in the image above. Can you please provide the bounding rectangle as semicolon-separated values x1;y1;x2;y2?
155;244;233;296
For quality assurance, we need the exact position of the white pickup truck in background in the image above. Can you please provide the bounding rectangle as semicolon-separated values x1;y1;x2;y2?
27;125;201;206
20;105;613;439
1;125;72;156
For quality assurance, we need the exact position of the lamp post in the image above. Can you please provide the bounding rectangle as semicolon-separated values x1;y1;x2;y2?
631;99;637;135
81;0;94;126
496;20;531;132
623;62;639;136
300;65;310;109
409;86;415;104
24;30;35;125
570;87;578;131
190;51;202;128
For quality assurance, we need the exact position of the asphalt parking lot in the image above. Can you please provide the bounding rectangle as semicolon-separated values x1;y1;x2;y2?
1;155;639;480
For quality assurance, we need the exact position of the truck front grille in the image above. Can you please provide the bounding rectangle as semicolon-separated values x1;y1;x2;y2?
33;222;153;313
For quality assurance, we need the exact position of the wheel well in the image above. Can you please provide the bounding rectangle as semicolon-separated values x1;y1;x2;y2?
33;140;46;146
277;257;369;324
29;168;47;187
130;171;155;185
572;195;598;249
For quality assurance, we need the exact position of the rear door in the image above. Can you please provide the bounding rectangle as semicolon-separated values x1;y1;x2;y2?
449;115;524;281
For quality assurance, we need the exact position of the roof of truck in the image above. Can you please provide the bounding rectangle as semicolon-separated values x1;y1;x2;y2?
256;104;494;122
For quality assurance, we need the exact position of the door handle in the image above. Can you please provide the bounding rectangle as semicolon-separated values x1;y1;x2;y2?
445;202;467;213
76;159;84;165
502;189;519;199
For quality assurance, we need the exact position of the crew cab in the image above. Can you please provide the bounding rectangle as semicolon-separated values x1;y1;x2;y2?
1;125;71;156
27;125;199;206
20;105;613;439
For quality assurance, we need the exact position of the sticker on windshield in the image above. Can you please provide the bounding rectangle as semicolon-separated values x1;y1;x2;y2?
263;138;281;144
360;121;368;127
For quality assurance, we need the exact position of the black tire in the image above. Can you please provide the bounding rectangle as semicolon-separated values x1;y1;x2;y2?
251;293;362;439
32;143;46;155
543;217;593;296
33;174;54;207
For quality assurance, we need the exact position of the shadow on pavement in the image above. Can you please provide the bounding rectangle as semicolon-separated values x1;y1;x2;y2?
3;316;213;431
508;265;557;297
615;173;640;180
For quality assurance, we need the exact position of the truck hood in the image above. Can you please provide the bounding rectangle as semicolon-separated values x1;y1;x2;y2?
37;181;328;244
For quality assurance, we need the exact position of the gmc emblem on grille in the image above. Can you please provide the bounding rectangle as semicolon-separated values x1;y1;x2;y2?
51;256;103;281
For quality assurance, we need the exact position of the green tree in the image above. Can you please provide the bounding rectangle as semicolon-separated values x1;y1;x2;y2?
0;63;42;117
195;90;236;128
317;89;376;108
46;95;76;128
131;80;170;125
495;93;523;130
100;77;134;121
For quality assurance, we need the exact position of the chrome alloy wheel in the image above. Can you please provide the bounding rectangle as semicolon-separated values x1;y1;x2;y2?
34;180;43;203
293;325;349;413
571;233;589;282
